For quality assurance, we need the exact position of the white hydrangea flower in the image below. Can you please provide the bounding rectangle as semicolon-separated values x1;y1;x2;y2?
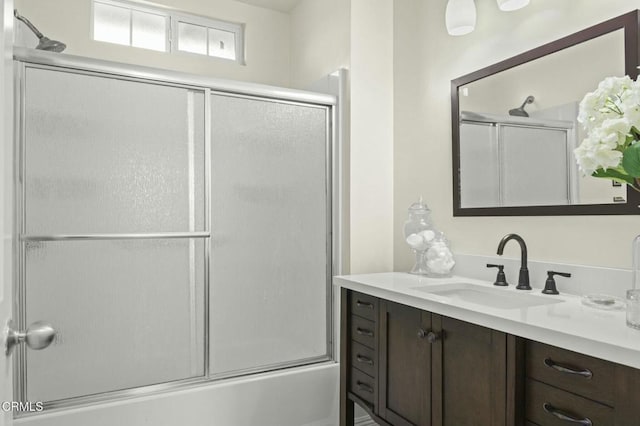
620;83;640;124
578;76;635;129
573;137;623;175
599;117;632;147
597;75;633;94
575;76;640;177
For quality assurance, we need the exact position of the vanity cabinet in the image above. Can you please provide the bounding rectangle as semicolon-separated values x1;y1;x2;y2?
340;289;516;426
340;287;640;426
523;341;640;425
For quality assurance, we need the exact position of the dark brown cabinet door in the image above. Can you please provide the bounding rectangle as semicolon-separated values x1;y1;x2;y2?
431;316;509;426
378;300;431;426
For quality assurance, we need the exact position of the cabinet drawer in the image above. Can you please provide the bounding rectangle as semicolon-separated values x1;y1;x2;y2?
351;315;376;348
350;291;378;321
526;341;614;405
350;367;376;407
526;379;613;426
350;341;376;377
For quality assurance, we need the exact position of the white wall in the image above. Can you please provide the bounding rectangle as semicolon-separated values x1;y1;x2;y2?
14;0;291;86
350;0;394;274
394;0;640;273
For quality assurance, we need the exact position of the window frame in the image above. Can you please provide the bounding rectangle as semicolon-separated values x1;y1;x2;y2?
91;0;171;52
170;12;245;64
91;0;246;64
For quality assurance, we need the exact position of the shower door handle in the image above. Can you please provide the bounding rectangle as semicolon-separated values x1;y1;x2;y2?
5;320;57;356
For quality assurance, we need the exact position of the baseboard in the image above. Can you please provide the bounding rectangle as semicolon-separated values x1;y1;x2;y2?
355;415;377;426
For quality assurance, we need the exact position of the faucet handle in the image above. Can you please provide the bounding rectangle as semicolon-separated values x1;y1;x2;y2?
486;264;508;286
542;271;572;295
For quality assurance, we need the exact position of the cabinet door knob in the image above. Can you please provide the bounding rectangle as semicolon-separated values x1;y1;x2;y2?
426;331;441;343
417;329;441;343
543;403;592;425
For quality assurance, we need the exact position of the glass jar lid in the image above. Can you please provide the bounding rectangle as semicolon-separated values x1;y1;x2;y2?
408;198;430;215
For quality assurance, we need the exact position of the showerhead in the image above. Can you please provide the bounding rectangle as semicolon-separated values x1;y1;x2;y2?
14;9;66;53
35;36;66;53
509;95;535;117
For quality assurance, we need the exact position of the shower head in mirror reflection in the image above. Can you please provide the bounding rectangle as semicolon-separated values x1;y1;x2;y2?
508;95;535;117
14;9;66;53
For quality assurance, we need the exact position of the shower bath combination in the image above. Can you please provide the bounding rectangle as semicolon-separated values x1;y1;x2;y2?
509;95;535;117
14;9;66;52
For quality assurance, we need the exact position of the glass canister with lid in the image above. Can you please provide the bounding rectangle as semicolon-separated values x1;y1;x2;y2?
403;198;436;275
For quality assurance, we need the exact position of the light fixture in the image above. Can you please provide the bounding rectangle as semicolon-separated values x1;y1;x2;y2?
445;0;477;36
496;0;530;12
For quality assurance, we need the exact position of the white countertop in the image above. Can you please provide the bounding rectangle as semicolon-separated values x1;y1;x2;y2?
334;272;640;369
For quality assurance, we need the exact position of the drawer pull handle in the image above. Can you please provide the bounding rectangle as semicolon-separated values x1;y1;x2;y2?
356;355;374;365
356;300;374;310
544;358;593;379
356;327;374;337
356;381;374;394
543;403;592;425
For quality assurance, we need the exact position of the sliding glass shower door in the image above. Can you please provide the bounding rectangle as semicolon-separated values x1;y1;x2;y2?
14;56;334;410
209;94;331;376
19;66;208;403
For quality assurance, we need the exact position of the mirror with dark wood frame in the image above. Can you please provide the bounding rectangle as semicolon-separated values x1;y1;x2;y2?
452;10;640;216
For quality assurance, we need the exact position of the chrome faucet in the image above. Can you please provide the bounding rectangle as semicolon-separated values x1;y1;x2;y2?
496;233;531;290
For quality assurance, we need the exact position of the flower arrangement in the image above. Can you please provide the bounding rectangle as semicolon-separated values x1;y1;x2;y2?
574;75;640;189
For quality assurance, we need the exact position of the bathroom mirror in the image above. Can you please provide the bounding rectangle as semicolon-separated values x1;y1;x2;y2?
452;10;640;216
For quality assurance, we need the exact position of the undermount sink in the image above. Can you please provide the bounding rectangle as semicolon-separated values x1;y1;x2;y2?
412;282;563;309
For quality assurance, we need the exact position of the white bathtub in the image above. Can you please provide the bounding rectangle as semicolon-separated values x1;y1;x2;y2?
15;363;339;426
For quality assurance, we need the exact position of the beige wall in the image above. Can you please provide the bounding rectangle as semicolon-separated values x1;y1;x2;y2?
289;0;349;89
290;0;395;276
14;0;291;86
394;0;640;272
350;0;394;274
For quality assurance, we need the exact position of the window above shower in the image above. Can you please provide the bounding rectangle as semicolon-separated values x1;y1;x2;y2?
92;0;245;63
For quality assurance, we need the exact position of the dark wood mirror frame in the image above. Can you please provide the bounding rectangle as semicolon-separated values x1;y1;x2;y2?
452;10;640;216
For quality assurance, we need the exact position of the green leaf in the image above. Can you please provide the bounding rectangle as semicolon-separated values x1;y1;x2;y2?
592;167;635;186
623;143;640;176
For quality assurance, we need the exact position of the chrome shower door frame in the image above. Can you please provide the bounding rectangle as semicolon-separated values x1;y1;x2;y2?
12;48;339;413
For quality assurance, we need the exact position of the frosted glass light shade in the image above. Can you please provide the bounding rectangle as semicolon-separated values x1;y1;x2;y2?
497;0;530;11
446;0;477;36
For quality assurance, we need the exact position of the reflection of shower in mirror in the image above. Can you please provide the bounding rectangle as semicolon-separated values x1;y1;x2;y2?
508;95;534;117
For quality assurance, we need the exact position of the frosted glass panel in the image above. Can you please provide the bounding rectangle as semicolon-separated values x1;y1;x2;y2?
25;238;205;402
208;28;236;60
210;94;329;375
93;2;130;46
178;22;207;55
501;126;569;206
24;67;206;234
459;123;500;208
132;10;167;52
